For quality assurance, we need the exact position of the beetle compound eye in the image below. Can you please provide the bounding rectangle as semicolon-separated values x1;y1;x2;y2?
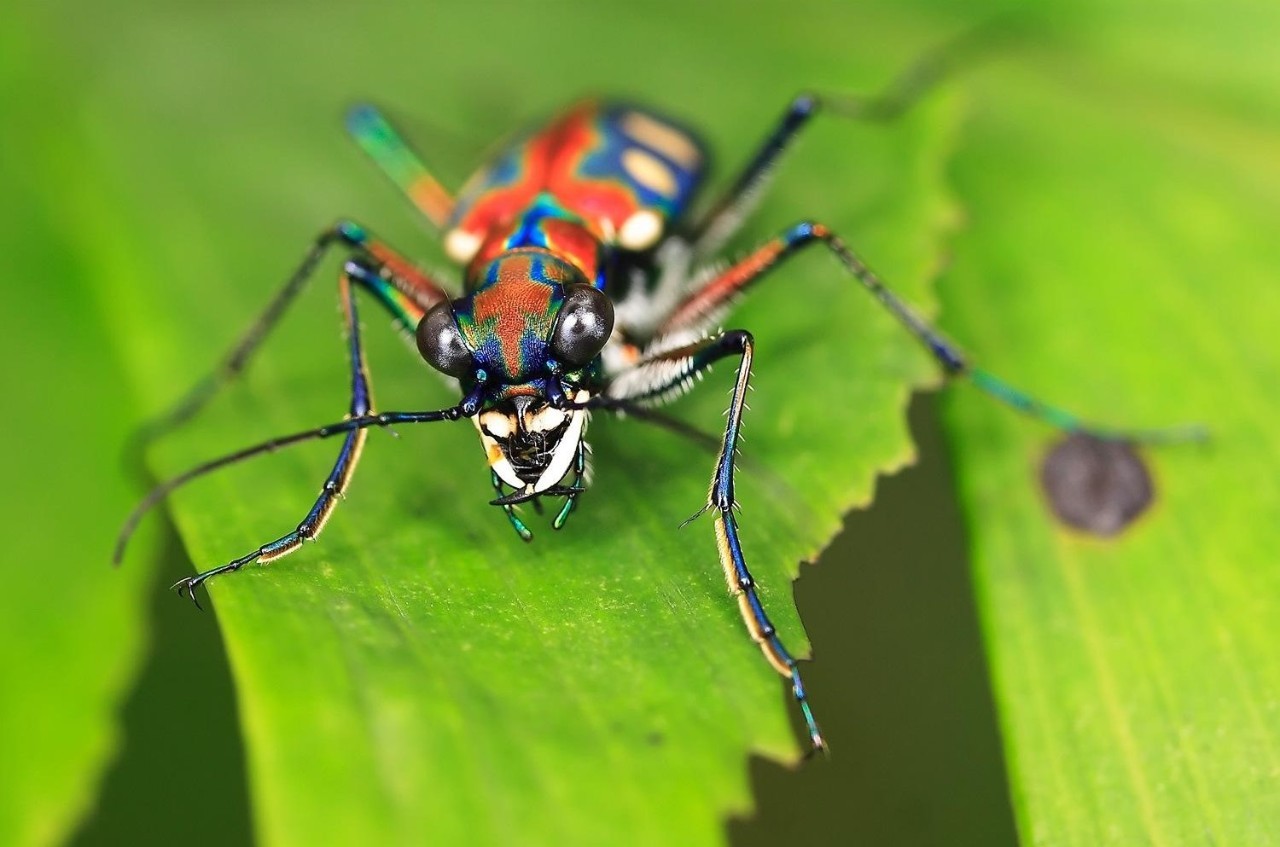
416;302;474;378
550;284;614;368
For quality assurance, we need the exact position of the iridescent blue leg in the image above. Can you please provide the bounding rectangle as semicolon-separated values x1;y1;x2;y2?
131;220;448;454
664;221;1204;443
692;94;819;256
606;332;826;754
171;258;422;606
693;29;997;255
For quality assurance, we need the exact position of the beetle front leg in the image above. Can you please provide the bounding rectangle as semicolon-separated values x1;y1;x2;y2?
606;331;826;754
131;220;450;454
168;255;436;606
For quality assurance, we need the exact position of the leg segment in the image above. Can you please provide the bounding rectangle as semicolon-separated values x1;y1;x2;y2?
690;32;982;257
691;94;818;257
607;331;826;753
131;221;449;453
663;221;1203;443
171;258;423;605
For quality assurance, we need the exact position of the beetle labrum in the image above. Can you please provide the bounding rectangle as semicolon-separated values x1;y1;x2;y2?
117;84;1199;755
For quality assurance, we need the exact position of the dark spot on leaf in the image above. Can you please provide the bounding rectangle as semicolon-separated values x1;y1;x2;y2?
646;731;665;747
1040;433;1153;536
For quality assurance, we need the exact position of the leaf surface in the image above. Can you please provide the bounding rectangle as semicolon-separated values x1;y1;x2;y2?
938;7;1280;843
73;4;964;844
0;11;159;845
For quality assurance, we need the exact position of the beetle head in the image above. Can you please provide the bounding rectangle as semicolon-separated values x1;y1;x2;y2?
414;249;611;498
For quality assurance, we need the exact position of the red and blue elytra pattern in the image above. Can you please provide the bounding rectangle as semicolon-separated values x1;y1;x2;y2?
462;193;607;288
448;100;708;288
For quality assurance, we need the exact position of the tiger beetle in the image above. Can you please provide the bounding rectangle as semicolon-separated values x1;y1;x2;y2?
116;58;1203;756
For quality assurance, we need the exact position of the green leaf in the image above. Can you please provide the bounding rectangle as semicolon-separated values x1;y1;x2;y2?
71;4;964;845
938;8;1280;844
0;13;159;846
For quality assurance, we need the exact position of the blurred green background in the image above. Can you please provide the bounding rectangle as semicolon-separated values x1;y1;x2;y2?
3;0;1277;845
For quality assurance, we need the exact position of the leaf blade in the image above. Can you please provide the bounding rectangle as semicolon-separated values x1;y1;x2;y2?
939;9;1280;843
0;11;160;844
73;4;968;844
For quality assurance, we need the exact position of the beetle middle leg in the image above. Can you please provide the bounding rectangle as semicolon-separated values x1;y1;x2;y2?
664;221;1203;443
